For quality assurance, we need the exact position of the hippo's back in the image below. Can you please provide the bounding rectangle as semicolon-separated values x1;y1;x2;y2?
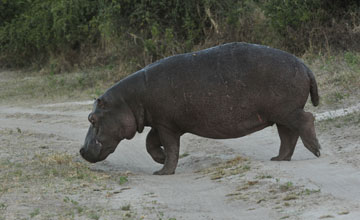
142;43;312;138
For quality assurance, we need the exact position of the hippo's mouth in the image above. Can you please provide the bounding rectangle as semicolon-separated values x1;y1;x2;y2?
98;142;117;160
95;139;102;147
80;138;118;163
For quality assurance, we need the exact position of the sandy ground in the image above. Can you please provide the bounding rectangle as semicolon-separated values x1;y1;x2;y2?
0;98;359;220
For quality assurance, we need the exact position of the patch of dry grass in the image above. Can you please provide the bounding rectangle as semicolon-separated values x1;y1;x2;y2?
0;66;126;105
0;128;131;220
316;111;360;132
200;156;250;180
304;51;360;110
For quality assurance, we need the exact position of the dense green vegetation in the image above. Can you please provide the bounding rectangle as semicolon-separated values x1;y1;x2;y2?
0;0;359;71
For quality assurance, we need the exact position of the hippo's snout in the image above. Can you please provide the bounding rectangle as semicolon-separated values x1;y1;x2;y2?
80;137;118;163
79;147;90;162
79;147;85;156
79;146;99;163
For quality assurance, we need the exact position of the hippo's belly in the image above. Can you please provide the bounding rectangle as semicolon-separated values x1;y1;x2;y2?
186;118;271;139
174;97;273;139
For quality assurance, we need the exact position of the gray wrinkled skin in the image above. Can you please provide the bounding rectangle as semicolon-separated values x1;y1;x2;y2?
80;42;321;175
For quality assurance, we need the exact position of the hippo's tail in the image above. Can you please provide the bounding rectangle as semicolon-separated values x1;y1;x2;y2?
306;68;319;106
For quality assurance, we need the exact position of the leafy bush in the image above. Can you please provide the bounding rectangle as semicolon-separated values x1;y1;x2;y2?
0;0;99;67
263;0;360;53
0;0;359;69
0;0;29;26
98;0;236;66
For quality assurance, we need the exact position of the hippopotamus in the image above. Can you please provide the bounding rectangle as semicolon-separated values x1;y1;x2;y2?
80;42;321;175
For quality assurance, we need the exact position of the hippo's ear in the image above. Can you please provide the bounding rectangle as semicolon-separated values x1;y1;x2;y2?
118;103;137;140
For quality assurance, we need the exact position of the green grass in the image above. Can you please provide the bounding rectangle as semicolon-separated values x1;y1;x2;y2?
317;111;360;131
0;203;7;210
256;174;273;179
283;194;298;201
179;152;190;159
88;211;100;220
279;181;294;191
0;67;126;105
118;176;129;185
30;208;40;218
319;215;335;219
305;51;360;108
121;204;131;211
302;188;321;195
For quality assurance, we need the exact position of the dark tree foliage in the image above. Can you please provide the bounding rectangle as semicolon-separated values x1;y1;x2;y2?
264;0;360;53
0;0;359;68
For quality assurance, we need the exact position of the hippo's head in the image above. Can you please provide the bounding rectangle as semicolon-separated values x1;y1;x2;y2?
80;97;137;163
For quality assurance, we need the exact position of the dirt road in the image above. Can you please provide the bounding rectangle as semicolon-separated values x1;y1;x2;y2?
1;100;360;220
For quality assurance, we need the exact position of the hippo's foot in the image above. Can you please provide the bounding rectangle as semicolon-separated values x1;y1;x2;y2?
270;155;291;161
272;124;298;162
302;139;321;158
153;168;175;175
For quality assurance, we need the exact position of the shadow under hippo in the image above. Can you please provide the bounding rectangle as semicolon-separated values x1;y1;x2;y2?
80;42;321;175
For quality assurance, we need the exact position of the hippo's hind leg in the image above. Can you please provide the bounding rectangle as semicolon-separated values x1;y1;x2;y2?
297;111;321;157
271;124;299;161
146;128;166;164
278;109;321;158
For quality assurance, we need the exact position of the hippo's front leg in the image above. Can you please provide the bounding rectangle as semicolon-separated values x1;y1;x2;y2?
153;127;180;175
146;128;165;164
